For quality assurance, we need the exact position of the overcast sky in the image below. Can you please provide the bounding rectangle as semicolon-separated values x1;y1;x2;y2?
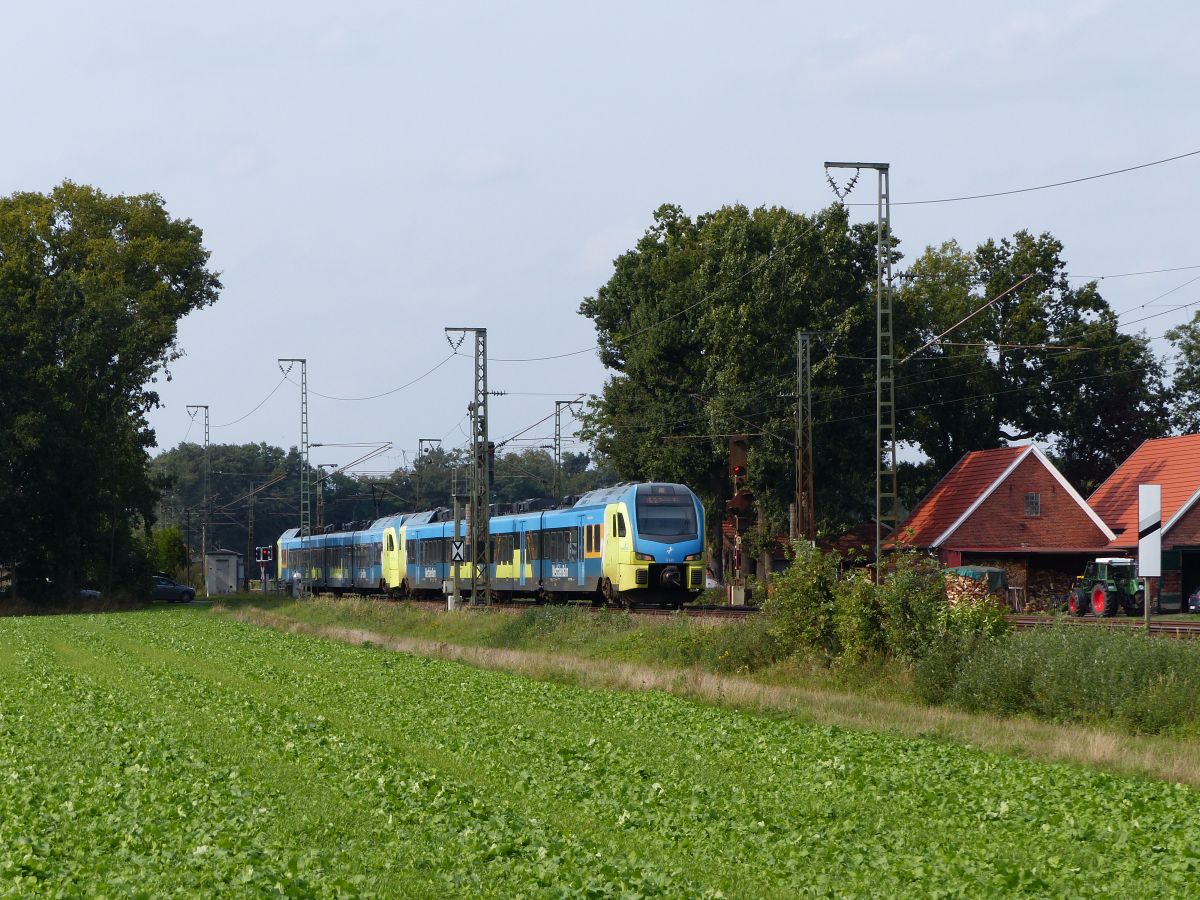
3;1;1198;474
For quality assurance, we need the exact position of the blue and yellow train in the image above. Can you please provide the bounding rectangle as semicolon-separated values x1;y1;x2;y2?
277;482;705;606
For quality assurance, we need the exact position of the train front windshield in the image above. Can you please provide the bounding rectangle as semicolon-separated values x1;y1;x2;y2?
636;490;698;541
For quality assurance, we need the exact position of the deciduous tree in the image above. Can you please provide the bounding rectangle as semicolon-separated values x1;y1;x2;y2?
0;182;220;599
579;203;882;546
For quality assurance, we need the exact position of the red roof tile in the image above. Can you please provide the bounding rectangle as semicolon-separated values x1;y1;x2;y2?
1088;434;1200;547
896;447;1027;547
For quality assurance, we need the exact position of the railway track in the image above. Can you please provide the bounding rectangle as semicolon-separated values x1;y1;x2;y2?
395;597;759;619
1008;614;1200;638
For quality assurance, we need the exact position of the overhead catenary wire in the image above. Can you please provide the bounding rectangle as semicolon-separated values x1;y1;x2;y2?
1113;272;1200;320
900;274;1035;363
816;364;1154;429
1067;263;1200;281
602;305;1195;439
287;353;459;402
212;375;289;428
846;147;1200;207
494;395;585;450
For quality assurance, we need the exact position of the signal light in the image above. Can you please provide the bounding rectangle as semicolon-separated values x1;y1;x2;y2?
732;464;747;490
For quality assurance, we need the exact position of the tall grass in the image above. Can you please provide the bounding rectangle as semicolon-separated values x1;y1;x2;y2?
227;593;1200;738
923;625;1200;735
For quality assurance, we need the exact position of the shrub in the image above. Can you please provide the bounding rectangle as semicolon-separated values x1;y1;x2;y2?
762;543;841;658
943;624;1200;734
877;550;948;663
834;570;887;663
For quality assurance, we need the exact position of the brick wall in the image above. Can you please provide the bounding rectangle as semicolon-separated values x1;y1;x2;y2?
948;455;1108;549
1167;497;1200;546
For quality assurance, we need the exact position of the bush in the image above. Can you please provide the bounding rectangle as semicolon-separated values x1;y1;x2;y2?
942;624;1200;734
834;570;887;663
762;542;841;658
877;550;948;662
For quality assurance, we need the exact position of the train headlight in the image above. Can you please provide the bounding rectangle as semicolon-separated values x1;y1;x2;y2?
684;553;701;561
635;552;654;561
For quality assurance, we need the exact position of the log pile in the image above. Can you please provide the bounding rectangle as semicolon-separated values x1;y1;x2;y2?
945;574;997;607
1024;568;1078;612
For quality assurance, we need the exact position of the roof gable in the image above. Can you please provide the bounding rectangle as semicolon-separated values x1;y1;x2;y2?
1089;434;1200;544
898;445;1113;549
897;447;1027;547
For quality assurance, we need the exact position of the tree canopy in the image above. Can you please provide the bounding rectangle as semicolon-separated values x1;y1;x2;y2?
0;182;220;600
1166;311;1200;435
897;232;1171;494
580;205;1180;540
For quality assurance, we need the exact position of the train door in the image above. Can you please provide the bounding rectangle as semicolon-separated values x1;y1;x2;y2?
602;503;629;585
383;528;400;590
564;525;579;589
518;526;527;589
576;518;586;587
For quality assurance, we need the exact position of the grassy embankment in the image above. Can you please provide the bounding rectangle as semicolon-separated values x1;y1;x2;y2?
6;605;1200;896
218;595;1200;786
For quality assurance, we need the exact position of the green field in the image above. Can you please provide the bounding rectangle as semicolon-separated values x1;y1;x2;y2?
4;608;1200;896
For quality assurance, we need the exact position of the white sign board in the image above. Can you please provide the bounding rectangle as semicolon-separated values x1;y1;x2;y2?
1138;484;1162;578
451;540;465;563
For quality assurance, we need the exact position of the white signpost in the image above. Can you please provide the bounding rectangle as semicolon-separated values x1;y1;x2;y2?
1139;484;1162;627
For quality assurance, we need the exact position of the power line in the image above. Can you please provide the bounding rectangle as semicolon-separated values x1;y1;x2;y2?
1067;264;1200;281
212;376;288;428
292;353;458;402
495;397;584;449
439;413;470;442
900;274;1035;363
1113;272;1200;320
847;148;1200;207
816;364;1153;428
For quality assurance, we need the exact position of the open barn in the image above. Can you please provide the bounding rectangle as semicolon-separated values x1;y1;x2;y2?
895;446;1114;608
1088;434;1200;610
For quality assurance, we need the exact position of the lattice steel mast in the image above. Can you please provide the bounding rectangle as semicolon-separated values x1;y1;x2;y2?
278;358;309;589
824;162;896;567
186;405;209;554
795;333;815;541
445;328;490;605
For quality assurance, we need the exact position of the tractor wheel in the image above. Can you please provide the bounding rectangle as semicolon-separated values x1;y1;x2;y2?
1130;590;1146;617
1093;584;1121;618
1068;590;1086;617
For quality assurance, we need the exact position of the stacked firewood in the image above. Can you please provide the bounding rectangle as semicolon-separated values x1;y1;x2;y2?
944;574;997;606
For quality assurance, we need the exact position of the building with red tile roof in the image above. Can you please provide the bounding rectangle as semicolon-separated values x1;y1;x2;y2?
1088;433;1200;607
896;445;1114;606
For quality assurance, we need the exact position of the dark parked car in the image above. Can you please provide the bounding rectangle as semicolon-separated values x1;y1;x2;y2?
1188;586;1200;614
152;575;195;603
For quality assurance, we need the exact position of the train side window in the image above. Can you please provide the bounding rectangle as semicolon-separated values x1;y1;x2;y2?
617;514;627;538
585;527;592;554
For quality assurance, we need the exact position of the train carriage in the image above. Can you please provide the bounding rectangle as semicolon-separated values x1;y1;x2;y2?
278;482;704;607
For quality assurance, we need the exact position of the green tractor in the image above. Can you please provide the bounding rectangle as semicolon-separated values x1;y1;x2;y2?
1068;558;1145;618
